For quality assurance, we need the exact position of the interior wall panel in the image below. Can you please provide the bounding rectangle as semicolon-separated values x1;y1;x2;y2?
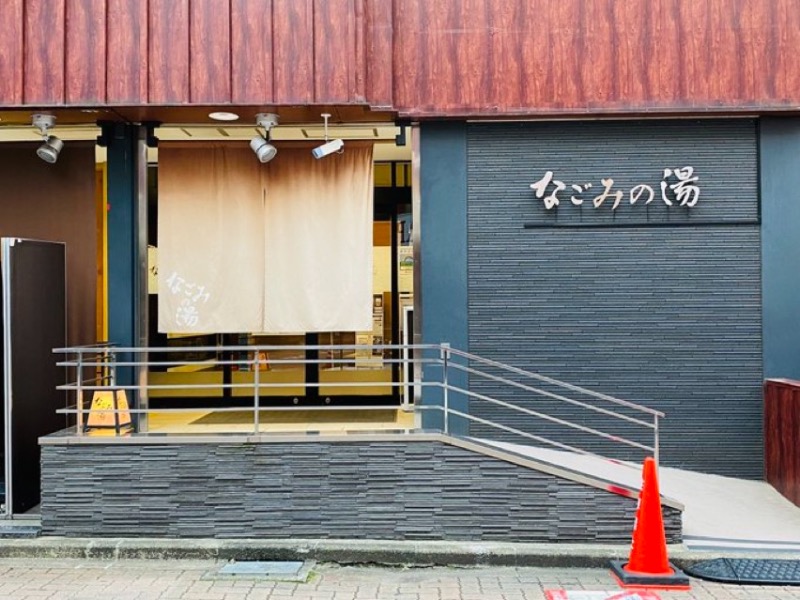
66;0;107;104
190;0;231;103
314;0;359;103
23;0;66;104
148;0;190;104
231;0;273;104
272;0;314;104
106;0;148;104
0;0;24;105
0;144;97;347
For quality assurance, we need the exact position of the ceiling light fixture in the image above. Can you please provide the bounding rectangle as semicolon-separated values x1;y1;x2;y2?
32;114;63;164
250;113;279;163
209;111;240;122
312;113;344;159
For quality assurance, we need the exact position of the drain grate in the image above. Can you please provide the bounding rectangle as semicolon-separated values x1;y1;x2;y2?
686;558;800;585
215;560;313;582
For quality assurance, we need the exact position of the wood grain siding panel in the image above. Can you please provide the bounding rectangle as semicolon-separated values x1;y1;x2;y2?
365;0;392;106
272;0;313;104
395;0;800;115
23;0;66;104
0;0;24;104
314;0;357;103
106;0;148;104
231;0;273;104
66;0;106;104
148;0;190;104
775;0;800;101
765;380;800;506
190;0;231;104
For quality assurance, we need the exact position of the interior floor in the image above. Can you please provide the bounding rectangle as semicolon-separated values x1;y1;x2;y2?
143;407;417;434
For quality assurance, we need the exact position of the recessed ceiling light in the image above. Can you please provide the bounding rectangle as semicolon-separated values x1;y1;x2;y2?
209;111;240;122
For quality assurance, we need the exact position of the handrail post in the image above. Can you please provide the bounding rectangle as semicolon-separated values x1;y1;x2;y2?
253;351;260;434
441;343;451;434
75;352;84;436
653;414;660;467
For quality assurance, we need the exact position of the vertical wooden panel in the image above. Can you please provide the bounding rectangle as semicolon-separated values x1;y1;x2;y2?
707;0;741;104
149;0;190;104
580;0;616;106
765;380;800;506
314;0;357;103
612;0;649;106
231;0;273;104
106;0;148;104
775;0;800;102
488;0;522;108
273;0;314;104
739;0;775;104
681;0;711;103
0;0;24;105
190;0;231;103
66;0;107;104
552;0;584;109
24;0;66;104
365;0;392;106
517;1;553;111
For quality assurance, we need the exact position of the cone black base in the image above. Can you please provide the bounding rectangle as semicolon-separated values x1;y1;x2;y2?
610;560;691;589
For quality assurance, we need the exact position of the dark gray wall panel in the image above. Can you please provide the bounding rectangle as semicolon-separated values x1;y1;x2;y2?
466;120;762;478
420;123;469;433
760;118;800;381
41;440;681;543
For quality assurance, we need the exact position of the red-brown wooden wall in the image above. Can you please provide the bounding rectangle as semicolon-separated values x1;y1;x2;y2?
1;0;799;115
765;379;800;506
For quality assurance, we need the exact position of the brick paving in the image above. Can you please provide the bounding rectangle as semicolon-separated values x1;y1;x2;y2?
0;558;796;600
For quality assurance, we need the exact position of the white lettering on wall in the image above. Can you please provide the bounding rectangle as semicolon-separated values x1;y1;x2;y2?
530;167;700;210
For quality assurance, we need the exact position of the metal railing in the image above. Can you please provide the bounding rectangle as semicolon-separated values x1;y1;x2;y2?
54;343;664;463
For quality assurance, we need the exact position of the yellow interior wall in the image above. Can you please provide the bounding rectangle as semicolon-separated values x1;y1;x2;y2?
95;163;108;341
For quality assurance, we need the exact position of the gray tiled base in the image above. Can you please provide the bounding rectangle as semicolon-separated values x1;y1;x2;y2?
41;440;681;543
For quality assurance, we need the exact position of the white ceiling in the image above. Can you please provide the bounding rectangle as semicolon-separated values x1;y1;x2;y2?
0;124;412;162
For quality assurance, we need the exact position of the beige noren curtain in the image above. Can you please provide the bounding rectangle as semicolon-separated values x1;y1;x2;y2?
158;142;373;334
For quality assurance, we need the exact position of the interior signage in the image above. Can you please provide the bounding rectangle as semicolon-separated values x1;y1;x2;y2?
530;167;700;210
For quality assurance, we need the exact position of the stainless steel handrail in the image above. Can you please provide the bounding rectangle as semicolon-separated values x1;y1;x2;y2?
53;342;663;463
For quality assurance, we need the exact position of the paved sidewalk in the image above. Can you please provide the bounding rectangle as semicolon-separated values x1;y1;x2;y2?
0;558;796;600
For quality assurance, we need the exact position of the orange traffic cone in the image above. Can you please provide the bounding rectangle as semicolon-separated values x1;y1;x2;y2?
609;457;690;589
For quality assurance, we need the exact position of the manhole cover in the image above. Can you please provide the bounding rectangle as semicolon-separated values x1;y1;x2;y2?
686;558;800;585
215;560;313;582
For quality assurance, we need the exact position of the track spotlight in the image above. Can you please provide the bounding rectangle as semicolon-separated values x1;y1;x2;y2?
37;136;64;164
32;114;63;164
312;113;344;159
251;113;279;163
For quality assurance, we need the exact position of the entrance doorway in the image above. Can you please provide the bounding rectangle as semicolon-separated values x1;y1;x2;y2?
143;127;414;432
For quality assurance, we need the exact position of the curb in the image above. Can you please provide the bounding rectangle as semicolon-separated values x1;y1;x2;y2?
0;537;796;569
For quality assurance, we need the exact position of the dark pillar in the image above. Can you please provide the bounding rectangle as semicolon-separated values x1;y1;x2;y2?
761;118;800;380
419;122;469;434
105;123;148;425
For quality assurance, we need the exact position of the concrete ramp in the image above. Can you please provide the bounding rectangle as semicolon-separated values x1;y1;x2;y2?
477;439;800;551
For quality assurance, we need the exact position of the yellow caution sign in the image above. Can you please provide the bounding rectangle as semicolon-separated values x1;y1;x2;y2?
255;351;270;371
86;390;132;429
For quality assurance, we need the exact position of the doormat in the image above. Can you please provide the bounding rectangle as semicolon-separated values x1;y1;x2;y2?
685;558;800;585
545;592;660;600
191;409;398;425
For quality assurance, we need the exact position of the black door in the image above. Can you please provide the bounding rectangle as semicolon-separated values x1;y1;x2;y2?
3;238;67;514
